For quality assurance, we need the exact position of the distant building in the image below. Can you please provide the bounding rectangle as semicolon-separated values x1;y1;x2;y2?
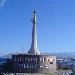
12;10;56;73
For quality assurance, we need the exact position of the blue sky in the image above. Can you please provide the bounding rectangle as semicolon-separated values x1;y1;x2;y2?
0;0;75;56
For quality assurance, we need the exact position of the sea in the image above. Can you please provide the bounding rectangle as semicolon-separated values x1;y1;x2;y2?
0;58;8;64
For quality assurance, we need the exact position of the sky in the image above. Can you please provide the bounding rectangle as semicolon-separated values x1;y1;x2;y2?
0;0;75;56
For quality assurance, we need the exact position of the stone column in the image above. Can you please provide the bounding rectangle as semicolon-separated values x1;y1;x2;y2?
28;10;40;55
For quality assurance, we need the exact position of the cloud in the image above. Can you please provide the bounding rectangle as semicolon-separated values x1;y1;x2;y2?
0;0;6;6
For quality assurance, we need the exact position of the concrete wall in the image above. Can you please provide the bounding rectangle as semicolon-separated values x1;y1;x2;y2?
12;54;56;73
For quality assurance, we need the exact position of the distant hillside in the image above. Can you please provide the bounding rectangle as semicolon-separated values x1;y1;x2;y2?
42;52;75;58
0;53;13;58
48;52;75;58
0;52;75;58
